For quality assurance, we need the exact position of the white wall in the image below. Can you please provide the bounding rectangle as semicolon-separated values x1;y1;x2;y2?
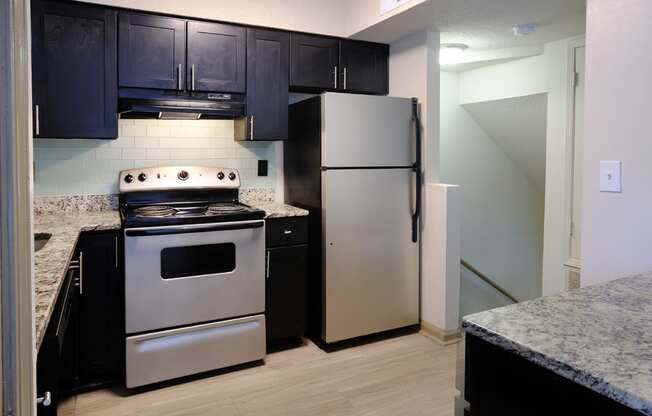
581;0;652;285
345;0;429;37
80;0;350;37
389;30;439;182
459;55;547;104
440;71;544;301
33;119;276;196
453;36;585;296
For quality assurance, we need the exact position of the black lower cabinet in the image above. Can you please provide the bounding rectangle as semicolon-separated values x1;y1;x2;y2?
465;334;645;416
266;245;308;342
265;217;309;347
38;230;123;414
37;263;79;415
74;231;123;389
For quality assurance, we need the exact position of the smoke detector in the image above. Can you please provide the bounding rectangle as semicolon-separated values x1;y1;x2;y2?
513;23;537;37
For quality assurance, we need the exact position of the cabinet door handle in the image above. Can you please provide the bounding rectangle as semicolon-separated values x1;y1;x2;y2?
36;391;51;407
78;251;84;295
266;250;270;279
249;115;255;140
115;235;119;269
178;64;182;90
343;67;347;90
191;64;196;91
34;105;40;136
333;65;338;89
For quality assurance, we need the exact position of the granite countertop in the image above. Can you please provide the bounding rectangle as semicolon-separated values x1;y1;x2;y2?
33;211;121;349
463;274;652;415
251;202;309;218
32;199;307;349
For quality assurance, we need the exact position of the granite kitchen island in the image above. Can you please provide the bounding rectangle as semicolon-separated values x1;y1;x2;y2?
462;274;652;416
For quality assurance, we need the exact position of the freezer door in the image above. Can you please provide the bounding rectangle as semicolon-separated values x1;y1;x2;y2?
321;168;419;343
321;93;414;167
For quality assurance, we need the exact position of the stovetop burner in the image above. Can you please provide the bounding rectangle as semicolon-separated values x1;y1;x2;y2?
207;203;249;214
122;201;265;227
134;205;176;218
119;167;266;227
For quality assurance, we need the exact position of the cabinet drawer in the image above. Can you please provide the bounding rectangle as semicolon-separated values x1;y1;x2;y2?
266;217;308;247
126;315;265;388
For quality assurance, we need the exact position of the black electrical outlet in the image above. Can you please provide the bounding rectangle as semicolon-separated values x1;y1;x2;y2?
258;160;268;176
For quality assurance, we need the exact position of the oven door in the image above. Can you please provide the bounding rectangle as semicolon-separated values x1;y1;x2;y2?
124;220;265;334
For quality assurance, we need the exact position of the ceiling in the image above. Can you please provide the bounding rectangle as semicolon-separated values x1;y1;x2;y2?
464;94;548;192
352;0;586;51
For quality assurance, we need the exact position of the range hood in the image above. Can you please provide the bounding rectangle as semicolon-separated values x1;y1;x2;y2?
118;90;245;120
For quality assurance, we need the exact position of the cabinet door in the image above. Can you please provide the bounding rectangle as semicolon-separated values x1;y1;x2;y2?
31;0;117;139
266;245;308;343
340;40;388;95
290;34;339;90
76;231;123;387
245;28;289;141
119;13;185;90
187;21;246;93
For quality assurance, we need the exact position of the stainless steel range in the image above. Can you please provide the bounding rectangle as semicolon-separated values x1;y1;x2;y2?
119;166;266;388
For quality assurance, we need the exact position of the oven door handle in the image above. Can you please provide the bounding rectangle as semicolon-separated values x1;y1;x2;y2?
125;220;265;237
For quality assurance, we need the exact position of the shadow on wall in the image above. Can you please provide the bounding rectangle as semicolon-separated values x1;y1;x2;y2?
460;268;513;318
440;71;546;313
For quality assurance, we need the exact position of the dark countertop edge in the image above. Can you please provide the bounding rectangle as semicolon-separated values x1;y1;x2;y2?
462;320;651;415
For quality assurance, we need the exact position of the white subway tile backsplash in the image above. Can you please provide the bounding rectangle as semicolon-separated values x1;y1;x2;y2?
122;148;147;159
95;148;123;160
108;136;135;148
133;136;160;148
120;122;147;137
147;125;172;138
146;148;171;159
34;119;277;196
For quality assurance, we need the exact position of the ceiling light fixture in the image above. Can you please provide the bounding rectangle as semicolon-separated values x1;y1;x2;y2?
439;43;468;66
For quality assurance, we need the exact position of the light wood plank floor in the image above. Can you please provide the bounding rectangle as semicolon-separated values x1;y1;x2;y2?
60;334;459;416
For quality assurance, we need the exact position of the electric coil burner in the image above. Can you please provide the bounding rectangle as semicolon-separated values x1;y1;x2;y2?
119;166;266;388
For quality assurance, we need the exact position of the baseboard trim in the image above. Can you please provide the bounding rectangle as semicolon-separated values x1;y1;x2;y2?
420;322;462;346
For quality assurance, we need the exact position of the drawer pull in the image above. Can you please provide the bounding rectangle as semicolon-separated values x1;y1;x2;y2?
283;229;293;235
37;391;51;407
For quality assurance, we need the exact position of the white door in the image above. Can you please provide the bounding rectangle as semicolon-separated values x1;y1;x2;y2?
321;168;419;343
570;47;585;262
321;93;414;167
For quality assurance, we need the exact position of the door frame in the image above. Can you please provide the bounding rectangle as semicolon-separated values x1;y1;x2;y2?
1;0;36;415
562;38;586;288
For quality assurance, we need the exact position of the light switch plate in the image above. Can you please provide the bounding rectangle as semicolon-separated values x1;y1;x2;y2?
600;161;622;193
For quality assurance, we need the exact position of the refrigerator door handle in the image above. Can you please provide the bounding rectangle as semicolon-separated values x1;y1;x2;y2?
411;98;422;243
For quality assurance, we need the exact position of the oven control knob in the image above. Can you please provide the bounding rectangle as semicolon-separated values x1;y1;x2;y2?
138;173;147;182
228;172;236;181
124;174;134;183
217;171;225;180
178;170;189;181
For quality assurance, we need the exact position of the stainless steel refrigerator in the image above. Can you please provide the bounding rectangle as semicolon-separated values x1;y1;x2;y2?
285;92;421;345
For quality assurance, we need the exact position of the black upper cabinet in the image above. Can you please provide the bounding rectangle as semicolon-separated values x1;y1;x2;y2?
75;231;123;388
244;28;289;140
290;34;339;91
187;21;246;93
31;0;117;139
340;40;388;95
118;13;186;90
